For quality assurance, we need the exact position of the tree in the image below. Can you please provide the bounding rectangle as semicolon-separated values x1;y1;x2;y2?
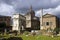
0;22;6;34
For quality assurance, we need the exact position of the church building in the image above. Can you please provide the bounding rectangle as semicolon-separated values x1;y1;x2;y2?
25;6;40;31
40;13;59;33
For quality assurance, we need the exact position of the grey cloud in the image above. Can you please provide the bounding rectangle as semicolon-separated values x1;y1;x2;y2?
0;0;60;16
0;3;15;16
0;0;60;9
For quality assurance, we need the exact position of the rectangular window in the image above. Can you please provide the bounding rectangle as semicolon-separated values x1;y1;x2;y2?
46;22;49;26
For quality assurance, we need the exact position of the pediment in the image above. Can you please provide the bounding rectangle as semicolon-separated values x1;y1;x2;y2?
43;14;56;17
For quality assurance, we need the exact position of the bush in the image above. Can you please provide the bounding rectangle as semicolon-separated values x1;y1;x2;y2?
7;37;23;40
23;31;29;35
2;38;6;40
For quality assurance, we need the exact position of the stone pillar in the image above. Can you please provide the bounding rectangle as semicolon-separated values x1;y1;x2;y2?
40;8;43;30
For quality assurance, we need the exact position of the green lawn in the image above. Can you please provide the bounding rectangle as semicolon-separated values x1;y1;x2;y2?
18;35;60;40
0;34;60;40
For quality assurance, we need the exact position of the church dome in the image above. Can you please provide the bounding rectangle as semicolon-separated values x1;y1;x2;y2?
26;6;35;15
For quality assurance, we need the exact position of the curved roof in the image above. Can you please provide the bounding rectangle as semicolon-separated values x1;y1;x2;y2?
25;6;35;15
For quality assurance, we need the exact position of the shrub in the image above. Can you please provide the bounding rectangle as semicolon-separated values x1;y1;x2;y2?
7;37;23;40
23;31;29;35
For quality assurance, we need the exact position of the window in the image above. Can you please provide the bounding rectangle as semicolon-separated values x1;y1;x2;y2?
46;22;49;26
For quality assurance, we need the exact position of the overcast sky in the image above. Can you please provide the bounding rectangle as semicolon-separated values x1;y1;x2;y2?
0;0;60;17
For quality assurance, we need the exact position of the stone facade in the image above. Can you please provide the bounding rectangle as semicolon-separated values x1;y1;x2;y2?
12;14;26;33
40;13;59;32
25;6;40;31
0;15;11;26
0;15;11;32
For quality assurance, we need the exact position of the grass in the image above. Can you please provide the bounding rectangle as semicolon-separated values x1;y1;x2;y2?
20;35;60;40
0;34;60;40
